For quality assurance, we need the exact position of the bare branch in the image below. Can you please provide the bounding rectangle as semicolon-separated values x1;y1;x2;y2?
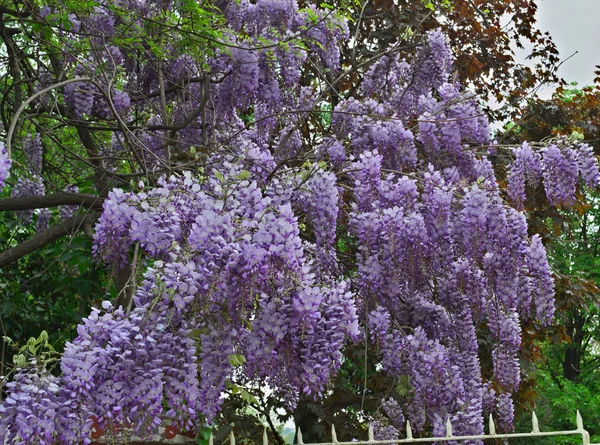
6;77;93;157
0;193;104;211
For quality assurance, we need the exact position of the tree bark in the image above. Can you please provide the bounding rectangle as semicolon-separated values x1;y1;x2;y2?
562;312;586;382
0;193;104;211
0;212;100;268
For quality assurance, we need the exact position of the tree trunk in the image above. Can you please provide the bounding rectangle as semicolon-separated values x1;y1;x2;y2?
562;312;586;382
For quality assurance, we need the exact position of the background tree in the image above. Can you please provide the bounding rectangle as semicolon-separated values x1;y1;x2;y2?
333;0;562;116
491;80;600;441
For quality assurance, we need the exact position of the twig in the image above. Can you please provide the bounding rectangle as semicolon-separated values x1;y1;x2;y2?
125;242;141;314
6;77;93;157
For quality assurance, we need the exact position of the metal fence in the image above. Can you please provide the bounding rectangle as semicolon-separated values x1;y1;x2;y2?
89;410;597;444
211;411;597;445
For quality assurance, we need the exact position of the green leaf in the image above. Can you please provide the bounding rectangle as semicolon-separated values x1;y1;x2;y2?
61;15;73;31
13;354;26;367
423;0;435;11
240;388;259;406
197;425;213;445
228;353;246;367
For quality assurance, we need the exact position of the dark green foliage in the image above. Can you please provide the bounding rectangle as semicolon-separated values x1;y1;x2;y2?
512;369;600;444
0;208;108;373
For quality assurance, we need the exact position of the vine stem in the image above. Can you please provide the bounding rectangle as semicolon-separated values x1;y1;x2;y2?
126;242;141;314
6;77;92;157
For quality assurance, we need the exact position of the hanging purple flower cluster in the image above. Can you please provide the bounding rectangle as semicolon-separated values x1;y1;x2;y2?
507;142;543;209
347;140;560;433
507;140;599;208
23;133;43;174
59;185;80;220
576;143;600;187
64;66;95;119
360;29;453;119
333;31;578;436
36;208;51;233
0;361;91;445
91;166;360;425
0;364;63;445
61;301;200;435
293;168;340;274
11;176;45;224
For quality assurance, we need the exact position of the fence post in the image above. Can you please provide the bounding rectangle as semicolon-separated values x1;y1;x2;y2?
445;418;453;438
577;410;591;445
531;411;540;433
331;424;338;443
488;414;496;435
199;409;597;445
297;427;304;444
406;420;413;440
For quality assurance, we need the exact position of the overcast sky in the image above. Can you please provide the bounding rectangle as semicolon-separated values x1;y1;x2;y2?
519;0;600;97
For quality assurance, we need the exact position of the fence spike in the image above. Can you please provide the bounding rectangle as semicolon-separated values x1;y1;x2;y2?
406;420;413;440
488;414;496;435
209;433;214;445
230;430;236;445
532;411;540;433
368;423;374;441
297;427;304;444
331;424;338;442
577;410;584;430
263;427;269;445
445;417;453;437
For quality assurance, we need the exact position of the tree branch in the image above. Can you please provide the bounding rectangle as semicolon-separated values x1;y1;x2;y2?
0;193;104;211
265;410;286;445
6;77;93;157
0;212;100;268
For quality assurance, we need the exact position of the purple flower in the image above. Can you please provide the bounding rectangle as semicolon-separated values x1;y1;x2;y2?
11;176;45;224
0;142;11;191
576;143;600;188
23;133;43;174
541;144;579;206
60;185;80;220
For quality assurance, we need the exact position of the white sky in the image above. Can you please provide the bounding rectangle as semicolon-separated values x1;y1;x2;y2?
518;0;600;97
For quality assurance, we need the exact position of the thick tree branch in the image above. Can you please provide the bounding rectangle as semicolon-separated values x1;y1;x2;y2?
0;193;104;211
0;6;26;17
0;15;23;121
0;212;100;268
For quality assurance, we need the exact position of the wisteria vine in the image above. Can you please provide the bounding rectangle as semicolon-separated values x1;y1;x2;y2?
1;1;599;444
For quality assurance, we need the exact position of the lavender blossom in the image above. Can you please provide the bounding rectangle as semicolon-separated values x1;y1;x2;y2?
0;142;10;191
